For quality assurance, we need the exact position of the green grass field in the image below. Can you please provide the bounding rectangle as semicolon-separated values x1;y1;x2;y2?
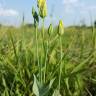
0;25;96;96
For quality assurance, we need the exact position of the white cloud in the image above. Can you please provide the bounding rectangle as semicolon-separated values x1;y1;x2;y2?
0;8;19;16
0;0;19;17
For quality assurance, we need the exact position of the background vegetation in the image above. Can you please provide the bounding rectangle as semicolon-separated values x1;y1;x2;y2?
0;24;96;96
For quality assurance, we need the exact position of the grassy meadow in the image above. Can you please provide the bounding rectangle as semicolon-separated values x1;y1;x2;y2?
0;25;96;96
0;0;96;96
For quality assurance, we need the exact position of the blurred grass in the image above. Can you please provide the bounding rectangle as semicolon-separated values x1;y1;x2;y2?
0;25;96;96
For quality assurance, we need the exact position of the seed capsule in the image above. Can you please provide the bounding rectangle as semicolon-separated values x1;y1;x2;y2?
48;24;53;36
58;20;64;36
37;0;47;18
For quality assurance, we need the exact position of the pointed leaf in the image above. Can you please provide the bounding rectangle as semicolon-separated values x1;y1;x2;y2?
33;75;39;96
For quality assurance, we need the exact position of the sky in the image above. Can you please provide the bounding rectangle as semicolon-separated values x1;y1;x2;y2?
0;0;96;27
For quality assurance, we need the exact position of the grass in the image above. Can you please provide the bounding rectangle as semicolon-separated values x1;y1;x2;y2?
0;25;96;96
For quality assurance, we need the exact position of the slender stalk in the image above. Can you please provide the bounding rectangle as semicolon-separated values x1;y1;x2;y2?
35;26;40;81
49;34;58;45
42;19;44;40
41;18;48;83
59;36;62;90
44;41;48;83
40;56;42;84
40;19;45;84
42;19;49;83
35;26;39;65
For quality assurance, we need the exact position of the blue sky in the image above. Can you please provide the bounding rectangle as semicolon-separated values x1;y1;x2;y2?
0;0;96;27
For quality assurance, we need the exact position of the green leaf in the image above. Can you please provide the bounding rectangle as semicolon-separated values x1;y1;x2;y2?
52;89;61;96
2;77;7;88
33;75;39;96
2;90;9;96
33;75;55;96
71;54;92;73
39;78;55;96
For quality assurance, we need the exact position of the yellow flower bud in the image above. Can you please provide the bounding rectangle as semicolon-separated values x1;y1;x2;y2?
48;24;53;36
37;0;43;8
58;20;64;36
37;0;47;18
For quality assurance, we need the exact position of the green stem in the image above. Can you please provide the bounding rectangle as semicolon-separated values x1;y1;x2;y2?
42;19;44;40
40;19;45;84
44;41;48;83
35;26;40;81
59;36;62;90
42;19;46;53
49;34;58;45
40;56;42;84
36;26;39;65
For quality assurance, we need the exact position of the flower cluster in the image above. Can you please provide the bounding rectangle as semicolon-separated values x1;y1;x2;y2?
37;0;47;18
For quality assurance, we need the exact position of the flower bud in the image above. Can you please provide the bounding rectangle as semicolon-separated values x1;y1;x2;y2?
48;24;53;36
37;0;47;18
32;7;35;16
58;20;64;36
32;7;39;27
